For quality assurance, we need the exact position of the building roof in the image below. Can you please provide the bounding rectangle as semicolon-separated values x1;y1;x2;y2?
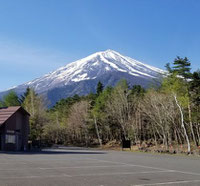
0;106;30;126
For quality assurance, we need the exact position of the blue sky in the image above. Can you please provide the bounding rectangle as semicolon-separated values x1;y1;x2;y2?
0;0;200;90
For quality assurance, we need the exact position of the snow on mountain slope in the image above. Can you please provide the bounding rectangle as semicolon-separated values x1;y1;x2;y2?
17;49;165;93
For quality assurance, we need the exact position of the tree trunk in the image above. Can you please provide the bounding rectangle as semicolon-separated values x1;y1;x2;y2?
94;116;102;147
84;126;88;147
174;94;191;154
30;90;35;116
188;103;197;146
196;123;200;145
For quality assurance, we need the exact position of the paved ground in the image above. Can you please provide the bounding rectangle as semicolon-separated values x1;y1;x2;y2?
0;147;200;186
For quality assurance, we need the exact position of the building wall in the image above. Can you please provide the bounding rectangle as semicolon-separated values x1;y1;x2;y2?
16;111;29;151
0;109;29;151
0;125;5;150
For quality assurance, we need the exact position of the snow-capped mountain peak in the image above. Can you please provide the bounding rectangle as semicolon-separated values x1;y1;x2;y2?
0;50;166;106
17;49;166;93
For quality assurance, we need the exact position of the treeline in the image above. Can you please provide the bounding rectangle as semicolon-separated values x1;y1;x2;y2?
1;56;200;153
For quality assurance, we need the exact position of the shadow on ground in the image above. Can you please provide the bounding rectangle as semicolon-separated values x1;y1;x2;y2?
0;149;106;155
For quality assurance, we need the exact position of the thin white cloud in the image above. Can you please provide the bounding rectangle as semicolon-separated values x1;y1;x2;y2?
0;39;70;69
0;38;75;91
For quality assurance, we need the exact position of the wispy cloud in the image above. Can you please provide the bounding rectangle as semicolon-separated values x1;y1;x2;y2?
0;39;69;68
0;39;73;91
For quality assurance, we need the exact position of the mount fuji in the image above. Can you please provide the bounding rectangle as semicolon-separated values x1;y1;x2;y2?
0;50;166;106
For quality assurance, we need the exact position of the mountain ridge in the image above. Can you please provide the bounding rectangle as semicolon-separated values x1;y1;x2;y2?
0;50;166;106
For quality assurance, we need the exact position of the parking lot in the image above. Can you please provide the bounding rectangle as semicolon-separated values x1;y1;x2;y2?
0;147;200;186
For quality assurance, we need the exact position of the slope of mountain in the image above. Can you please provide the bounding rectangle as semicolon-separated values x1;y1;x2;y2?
0;50;166;106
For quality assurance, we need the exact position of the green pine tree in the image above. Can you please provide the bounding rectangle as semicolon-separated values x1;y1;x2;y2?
97;81;104;96
2;91;20;107
165;63;172;73
173;56;192;79
96;81;104;96
19;87;31;104
190;70;200;105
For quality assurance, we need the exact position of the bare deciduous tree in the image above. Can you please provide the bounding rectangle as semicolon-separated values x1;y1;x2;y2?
67;100;90;146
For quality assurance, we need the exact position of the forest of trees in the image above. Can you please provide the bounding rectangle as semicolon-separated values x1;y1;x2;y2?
1;57;200;154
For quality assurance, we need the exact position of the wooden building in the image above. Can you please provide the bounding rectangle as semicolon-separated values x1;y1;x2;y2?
0;106;30;151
